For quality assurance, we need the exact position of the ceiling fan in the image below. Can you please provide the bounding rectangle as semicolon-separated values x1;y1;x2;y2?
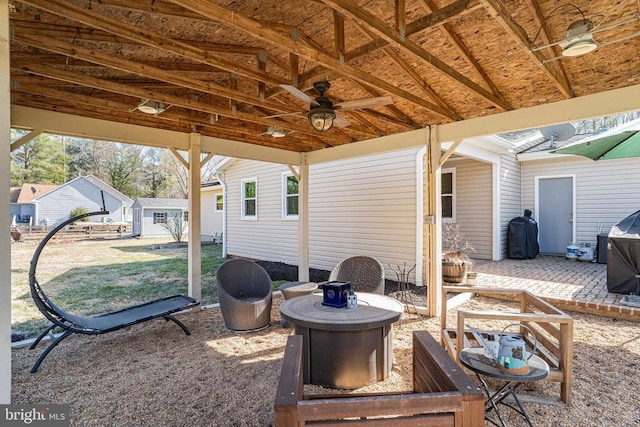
258;127;293;138
265;81;393;132
531;8;640;64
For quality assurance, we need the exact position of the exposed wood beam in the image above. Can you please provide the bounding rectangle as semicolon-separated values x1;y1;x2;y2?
406;0;483;33
19;0;289;86
351;21;461;121
482;0;573;98
13;32;291;113
11;62;351;144
344;0;484;64
321;0;508;110
10;129;43;152
167;0;458;121
9;20;270;57
396;0;406;39
334;10;345;63
13;80;330;149
417;0;507;108
170;147;190;169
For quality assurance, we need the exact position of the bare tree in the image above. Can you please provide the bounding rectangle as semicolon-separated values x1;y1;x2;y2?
160;211;187;243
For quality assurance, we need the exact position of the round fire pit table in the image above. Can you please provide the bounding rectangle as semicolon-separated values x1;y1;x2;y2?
280;292;404;389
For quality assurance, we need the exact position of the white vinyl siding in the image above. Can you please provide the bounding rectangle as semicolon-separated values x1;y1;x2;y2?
521;156;640;248
226;162;298;262
282;172;298;220
201;188;224;241
224;148;421;283
35;176;129;226
241;178;257;220
442;158;493;260
499;152;523;259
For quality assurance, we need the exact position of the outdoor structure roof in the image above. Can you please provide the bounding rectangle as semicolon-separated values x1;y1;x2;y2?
7;0;640;152
3;1;640;404
134;197;188;209
12;183;59;203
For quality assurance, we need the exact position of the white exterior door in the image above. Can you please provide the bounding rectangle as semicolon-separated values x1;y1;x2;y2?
536;176;575;255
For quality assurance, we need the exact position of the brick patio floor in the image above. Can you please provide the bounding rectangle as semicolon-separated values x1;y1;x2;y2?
471;255;639;321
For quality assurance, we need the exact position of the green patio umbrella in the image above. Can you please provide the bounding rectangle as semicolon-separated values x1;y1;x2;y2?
552;129;640;160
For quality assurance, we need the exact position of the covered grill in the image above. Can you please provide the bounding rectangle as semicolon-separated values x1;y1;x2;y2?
507;210;540;259
607;210;640;294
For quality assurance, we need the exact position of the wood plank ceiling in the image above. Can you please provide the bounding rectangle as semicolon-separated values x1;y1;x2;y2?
8;0;640;152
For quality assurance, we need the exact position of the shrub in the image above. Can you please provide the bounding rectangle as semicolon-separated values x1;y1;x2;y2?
69;207;90;222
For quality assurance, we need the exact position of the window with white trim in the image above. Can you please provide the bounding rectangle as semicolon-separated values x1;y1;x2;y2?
282;173;299;219
441;168;455;222
215;194;224;212
241;178;257;219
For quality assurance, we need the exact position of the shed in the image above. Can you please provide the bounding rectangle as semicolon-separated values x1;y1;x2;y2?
132;198;189;238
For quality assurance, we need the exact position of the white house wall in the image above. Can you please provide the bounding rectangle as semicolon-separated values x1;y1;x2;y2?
223;148;420;282
37;178;126;226
499;152;523;259
442;158;493;260
200;188;223;241
521;156;640;247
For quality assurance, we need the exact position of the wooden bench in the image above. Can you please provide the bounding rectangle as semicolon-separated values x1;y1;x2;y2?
274;331;484;426
441;286;574;405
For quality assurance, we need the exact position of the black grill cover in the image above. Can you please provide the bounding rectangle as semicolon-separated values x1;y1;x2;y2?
607;210;640;294
508;210;539;259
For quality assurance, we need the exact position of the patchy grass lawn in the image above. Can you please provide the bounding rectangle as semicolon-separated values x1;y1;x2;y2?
10;237;226;339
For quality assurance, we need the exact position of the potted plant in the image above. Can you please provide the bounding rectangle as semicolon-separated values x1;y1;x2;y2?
442;223;475;285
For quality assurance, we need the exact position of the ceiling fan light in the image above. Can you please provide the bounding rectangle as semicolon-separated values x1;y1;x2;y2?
137;100;164;115
308;108;336;132
561;39;597;57
560;20;597;57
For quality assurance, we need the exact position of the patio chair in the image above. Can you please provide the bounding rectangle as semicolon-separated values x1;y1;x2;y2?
28;206;200;373
215;259;273;332
329;256;385;294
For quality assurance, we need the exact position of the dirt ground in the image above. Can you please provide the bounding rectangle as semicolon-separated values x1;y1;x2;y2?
11;293;640;427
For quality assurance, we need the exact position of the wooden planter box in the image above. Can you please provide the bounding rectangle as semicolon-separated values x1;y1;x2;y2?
440;286;574;405
275;331;484;426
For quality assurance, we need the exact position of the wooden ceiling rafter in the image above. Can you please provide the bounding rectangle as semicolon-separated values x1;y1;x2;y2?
320;0;508;111
351;20;461;121
14;32;294;113
482;0;573;98
166;0;458;121
10;61;354;144
18;0;290;86
416;0;507;108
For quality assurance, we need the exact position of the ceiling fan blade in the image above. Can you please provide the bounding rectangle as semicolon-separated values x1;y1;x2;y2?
280;84;319;105
333;114;351;128
335;96;393;111
263;111;306;119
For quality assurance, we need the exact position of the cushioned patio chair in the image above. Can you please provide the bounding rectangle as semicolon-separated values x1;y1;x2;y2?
216;259;273;332
329;256;385;294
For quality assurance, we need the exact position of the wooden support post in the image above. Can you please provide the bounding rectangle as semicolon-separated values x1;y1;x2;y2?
1;2;12;403
298;159;309;281
188;133;202;302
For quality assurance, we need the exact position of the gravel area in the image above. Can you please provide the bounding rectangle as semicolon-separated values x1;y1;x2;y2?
11;293;640;426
